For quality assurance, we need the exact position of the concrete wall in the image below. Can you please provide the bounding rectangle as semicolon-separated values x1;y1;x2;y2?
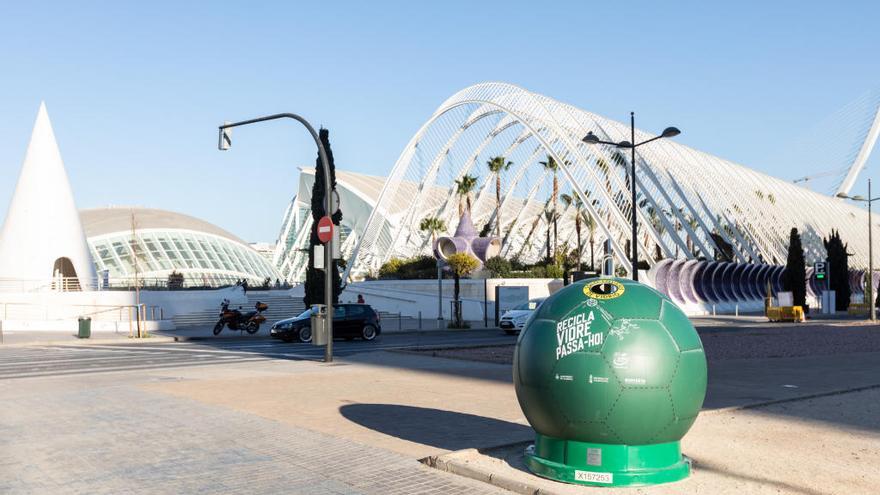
0;287;245;332
337;278;564;321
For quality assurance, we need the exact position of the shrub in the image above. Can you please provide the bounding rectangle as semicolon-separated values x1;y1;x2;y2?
545;264;565;279
484;256;512;278
379;255;438;280
167;271;184;290
379;258;404;279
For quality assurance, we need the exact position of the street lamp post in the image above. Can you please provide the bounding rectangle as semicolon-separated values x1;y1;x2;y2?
218;113;336;362
837;179;877;321
582;114;680;281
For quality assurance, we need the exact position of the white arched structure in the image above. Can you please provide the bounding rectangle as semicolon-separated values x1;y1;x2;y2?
344;82;880;281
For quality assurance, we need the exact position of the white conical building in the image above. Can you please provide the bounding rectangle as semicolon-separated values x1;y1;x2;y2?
0;103;96;291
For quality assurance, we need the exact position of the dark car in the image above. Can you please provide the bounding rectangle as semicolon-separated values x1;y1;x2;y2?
270;303;382;343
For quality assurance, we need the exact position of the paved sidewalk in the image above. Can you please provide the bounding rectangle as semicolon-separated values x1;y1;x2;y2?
0;376;507;494
3;333;879;493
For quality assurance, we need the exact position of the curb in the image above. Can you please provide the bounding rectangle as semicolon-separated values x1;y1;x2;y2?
0;336;178;348
422;443;556;495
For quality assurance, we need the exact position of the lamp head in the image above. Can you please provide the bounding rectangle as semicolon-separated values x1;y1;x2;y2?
581;132;601;145
617;140;633;148
218;122;232;151
661;126;681;138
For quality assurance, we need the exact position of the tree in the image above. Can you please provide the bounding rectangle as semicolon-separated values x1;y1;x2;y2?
304;128;343;308
561;192;583;271
486;156;513;240
454;175;479;215
419;216;447;248
539;155;560;257
783;227;807;307
823;229;851;311
446;252;479;327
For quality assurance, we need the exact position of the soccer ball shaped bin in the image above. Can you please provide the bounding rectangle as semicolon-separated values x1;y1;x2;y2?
513;278;707;487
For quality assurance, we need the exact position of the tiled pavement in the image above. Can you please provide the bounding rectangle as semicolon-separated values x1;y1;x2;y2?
0;378;508;494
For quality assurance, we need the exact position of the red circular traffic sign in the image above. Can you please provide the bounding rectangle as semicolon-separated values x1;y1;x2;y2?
317;216;333;243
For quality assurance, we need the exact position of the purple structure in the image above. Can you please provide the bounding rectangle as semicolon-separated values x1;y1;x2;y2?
650;259;873;312
433;210;501;269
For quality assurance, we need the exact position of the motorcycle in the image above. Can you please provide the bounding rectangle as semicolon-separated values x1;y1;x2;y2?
213;299;268;335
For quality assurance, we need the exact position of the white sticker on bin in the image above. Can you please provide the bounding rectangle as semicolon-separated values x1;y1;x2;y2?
575;470;613;484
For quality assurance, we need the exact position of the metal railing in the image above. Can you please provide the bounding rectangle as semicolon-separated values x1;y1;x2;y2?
0;276;294;292
0;302;165;338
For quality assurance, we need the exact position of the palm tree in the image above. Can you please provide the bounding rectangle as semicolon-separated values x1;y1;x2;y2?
583;212;597;270
454;174;479;216
539;155;560;257
561;192;584;271
543;208;556;262
486;156;513;240
419;216;447;248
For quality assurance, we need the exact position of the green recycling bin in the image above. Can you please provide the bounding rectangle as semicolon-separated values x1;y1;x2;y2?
513;277;707;487
77;317;91;339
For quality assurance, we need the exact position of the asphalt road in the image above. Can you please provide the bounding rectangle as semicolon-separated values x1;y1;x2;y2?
0;330;517;380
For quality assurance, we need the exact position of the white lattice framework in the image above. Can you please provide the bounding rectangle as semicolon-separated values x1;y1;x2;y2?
344;82;880;281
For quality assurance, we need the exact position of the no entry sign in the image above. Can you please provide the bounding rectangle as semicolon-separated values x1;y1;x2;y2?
317;216;333;243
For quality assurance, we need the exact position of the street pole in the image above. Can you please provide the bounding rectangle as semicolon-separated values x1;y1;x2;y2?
218;113;335;362
630;112;638;281
437;260;443;322
582;116;679;282
870;179;876;321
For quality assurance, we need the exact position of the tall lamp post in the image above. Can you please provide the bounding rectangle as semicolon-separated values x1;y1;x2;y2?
837;179;877;321
218;113;336;362
582;113;681;281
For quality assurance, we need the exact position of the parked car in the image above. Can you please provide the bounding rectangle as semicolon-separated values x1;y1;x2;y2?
499;298;545;335
270;303;382;343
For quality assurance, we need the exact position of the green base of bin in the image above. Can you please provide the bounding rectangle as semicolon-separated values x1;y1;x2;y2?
524;435;690;487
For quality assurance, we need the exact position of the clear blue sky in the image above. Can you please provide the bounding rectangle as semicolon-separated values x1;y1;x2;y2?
1;1;878;242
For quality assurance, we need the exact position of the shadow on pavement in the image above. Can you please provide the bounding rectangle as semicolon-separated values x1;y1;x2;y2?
692;458;827;495
339;403;532;451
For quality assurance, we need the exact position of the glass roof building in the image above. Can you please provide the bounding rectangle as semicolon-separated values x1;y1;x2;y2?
81;207;281;287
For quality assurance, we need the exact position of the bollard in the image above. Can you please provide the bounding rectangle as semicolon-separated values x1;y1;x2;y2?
735;304;739;316
712;304;716;316
418;311;422;330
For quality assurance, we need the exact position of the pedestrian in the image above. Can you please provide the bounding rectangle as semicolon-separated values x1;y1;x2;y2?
241;279;249;294
357;294;365;304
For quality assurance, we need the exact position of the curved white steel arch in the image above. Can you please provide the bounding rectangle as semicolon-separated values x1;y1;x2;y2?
343;82;880;282
837;103;880;196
